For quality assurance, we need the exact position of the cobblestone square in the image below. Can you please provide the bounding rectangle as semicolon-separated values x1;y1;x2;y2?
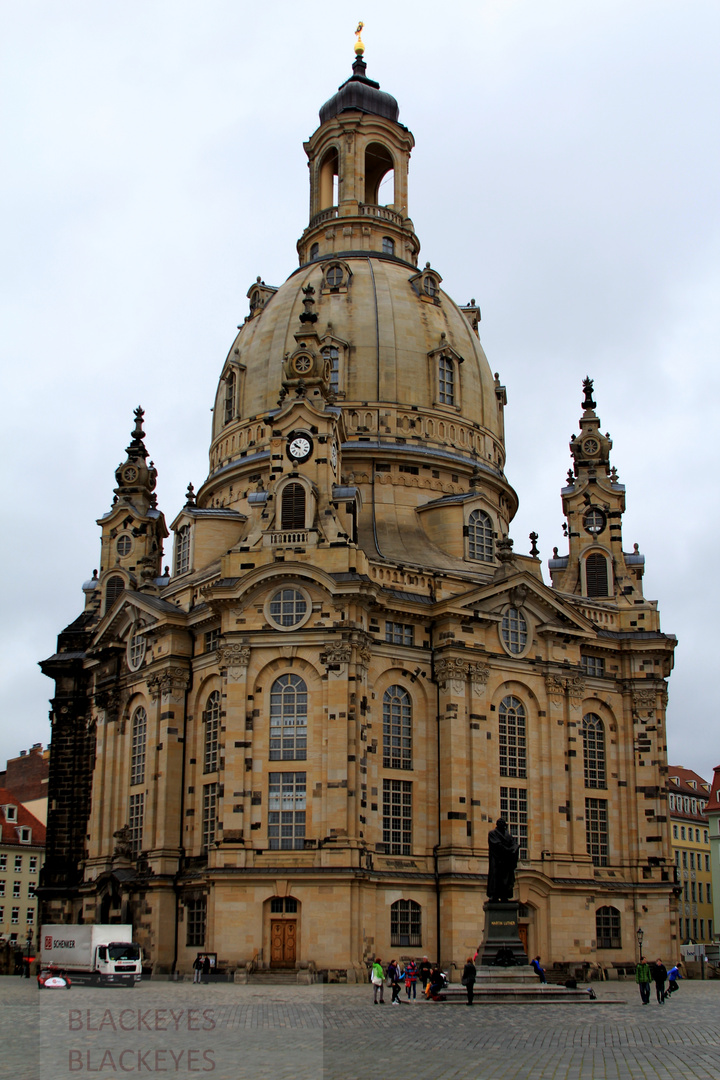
2;976;719;1080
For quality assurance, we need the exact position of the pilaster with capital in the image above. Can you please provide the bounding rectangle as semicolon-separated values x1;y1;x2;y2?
216;640;252;859
434;656;476;855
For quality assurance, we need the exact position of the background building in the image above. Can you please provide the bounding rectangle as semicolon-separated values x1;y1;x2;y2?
39;51;677;978
667;768;713;944
0;791;45;953
0;744;49;825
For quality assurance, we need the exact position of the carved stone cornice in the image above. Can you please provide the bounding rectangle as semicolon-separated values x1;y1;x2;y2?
217;644;251;681
320;642;353;667
147;666;190;703
544;673;585;708
435;657;489;693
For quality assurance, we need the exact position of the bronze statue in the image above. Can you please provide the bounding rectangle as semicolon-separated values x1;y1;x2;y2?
486;818;519;901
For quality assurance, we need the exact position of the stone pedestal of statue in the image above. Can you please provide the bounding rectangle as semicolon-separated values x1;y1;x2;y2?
478;900;529;968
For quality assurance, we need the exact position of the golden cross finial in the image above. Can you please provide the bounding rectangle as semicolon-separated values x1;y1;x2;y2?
354;21;365;55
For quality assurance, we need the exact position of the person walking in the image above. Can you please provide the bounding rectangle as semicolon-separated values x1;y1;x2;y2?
387;959;402;1004
404;959;418;1000
666;963;681;998
651;958;667;1004
635;957;651;1004
462;956;477;1006
531;956;547;984
371;957;385;1004
202;955;211;985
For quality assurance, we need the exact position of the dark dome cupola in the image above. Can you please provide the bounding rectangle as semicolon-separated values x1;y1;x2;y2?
298;33;419;267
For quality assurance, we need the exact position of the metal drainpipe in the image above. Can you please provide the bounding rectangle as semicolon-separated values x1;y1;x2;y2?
430;618;442;964
171;630;194;976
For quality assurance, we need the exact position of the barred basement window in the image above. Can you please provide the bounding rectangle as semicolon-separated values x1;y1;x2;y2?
438;355;455;405
105;575;124;614
186;897;206;947
390;899;421;947
203;691;221;773
501;607;528;654
175;525;191;575
128;793;144;856
385;621;413;646
383;685;412;770
499;787;528;860
585;553;609;597
382;779;412;855
224;370;236;425
468;509;493;561
585;798;608;866
202;783;218;851
268;772;306;850
281;483;306;529
581;654;605;677
269;674;308;760
582;714;606;788
596;906;621;949
130;707;147;786
498;696;526;778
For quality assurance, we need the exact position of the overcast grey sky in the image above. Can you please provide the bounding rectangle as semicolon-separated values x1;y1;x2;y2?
2;1;719;779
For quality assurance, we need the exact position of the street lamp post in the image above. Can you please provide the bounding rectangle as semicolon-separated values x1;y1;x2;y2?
25;929;33;978
636;927;644;959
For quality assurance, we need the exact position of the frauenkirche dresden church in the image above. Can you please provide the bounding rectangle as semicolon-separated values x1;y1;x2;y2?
39;37;678;979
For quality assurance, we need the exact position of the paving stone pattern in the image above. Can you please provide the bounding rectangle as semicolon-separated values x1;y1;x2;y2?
1;976;719;1080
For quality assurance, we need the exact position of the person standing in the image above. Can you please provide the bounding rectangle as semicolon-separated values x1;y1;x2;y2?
387;959;401;1004
635;957;651;1004
193;955;203;984
404;959;418;999
419;956;432;993
371;957;385;1004
202;955;211;985
531;956;547;984
666;963;681;997
462;956;477;1006
651;958;667;1004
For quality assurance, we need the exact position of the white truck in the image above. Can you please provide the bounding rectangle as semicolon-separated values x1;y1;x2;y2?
40;925;142;986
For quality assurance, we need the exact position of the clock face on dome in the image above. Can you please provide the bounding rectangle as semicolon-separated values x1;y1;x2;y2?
287;432;313;463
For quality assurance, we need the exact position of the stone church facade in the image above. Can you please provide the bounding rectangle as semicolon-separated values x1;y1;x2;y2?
39;50;678;978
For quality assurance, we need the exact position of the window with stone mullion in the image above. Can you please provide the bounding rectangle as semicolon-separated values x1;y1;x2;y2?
585;797;608;866
269;675;308;761
203;692;221;773
383;685;412;770
499;786;528;860
498;696;526;779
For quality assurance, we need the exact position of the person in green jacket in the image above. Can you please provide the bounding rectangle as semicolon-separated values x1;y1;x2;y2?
371;957;385;1004
635;957;651;1004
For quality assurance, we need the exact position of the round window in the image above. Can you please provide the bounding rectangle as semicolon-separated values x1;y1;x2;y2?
117;535;132;556
267;588;309;628
127;633;146;671
583;508;606;535
325;265;343;288
501;607;528;655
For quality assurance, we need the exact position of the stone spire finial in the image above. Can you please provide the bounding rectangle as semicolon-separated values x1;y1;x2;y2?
582;376;596;413
185;482;196;507
126;406;149;461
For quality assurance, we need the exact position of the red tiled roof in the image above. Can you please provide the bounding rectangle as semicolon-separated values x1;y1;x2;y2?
0;788;46;847
706;765;720;816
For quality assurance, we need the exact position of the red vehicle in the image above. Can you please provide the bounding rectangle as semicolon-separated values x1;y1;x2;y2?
37;966;72;989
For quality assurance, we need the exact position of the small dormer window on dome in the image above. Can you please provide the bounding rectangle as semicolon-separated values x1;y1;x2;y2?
583;507;606;535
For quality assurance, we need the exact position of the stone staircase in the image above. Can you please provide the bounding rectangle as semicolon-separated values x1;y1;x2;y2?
247;969;302;986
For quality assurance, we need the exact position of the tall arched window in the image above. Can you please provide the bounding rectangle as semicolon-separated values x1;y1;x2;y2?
596;906;621;949
203;691;221;773
175;525;191;575
269;674;307;760
501;607;528;655
105;575;124;614
585;553;609;597
582;713;606;788
438;355;455;405
383;685;412;770
322;346;340;394
130;707;147;787
223;370;236;425
499;696;526;778
468;509;494;561
281;484;306;530
390;899;422;946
